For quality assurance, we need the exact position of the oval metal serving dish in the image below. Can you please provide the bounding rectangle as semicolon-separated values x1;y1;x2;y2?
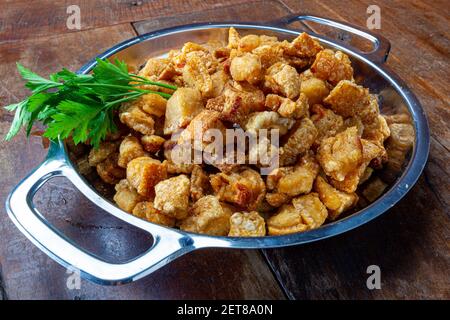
6;15;429;285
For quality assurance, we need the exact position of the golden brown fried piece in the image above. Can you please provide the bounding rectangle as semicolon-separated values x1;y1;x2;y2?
119;103;155;135
154;174;191;219
292;193;328;229
310;104;344;144
283;32;323;58
277;153;320;196
210;168;266;211
323;80;369;118
265;93;309;119
228;211;266;237
206;82;265;125
314;175;358;220
180;195;232;236
190;165;212;202
126;157;167;198
265;62;301;99
267;193;328;235
118;135;147;168
140;135;166;153
138;58;170;78
113;179;144;213
230;53;263;84
300;77;330;106
317;126;363;182
330;138;385;193
279;118;318;166
267;204;307;235
131;93;167;118
311;49;353;85
177;109;227;150
244;111;295;136
182;51;214;98
164;88;204;135
132;201;176;227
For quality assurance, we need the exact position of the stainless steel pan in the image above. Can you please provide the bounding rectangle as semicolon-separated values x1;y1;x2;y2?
5;15;429;285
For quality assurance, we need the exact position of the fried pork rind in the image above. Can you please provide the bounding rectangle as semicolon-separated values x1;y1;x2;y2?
292;193;328;229
252;44;285;69
265;62;301;99
180;195;232;235
244;111;295;136
323;80;369;118
311;49;353;85
314;175;358;220
317;126;363;182
119;103;155;135
154;174;191;219
228;211;266;237
118;135;147;168
163;160;195;175
310;104;344;144
277;153;320;196
283;33;323;58
113;179;144;213
330;138;385;193
177;109;227;150
137;93;168;117
182;51;214;98
265;93;309;119
206;82;265;125
88;141;119;166
265;192;291;208
210;168;266;211
238;35;261;52
96;153;125;184
267;204;307;235
267;193;328;235
300;77;330;105
190;165;212;202
230;53;262;84
132;201;176;227
138;58;170;78
126;157;167;198
228;27;241;49
279;118;318;166
164;88;204;135
140;135;166;153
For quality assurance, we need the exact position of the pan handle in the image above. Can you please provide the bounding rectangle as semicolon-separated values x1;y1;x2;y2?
274;14;391;64
5;140;197;284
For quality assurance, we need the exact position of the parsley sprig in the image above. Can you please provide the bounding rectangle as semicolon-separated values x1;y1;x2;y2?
4;59;176;148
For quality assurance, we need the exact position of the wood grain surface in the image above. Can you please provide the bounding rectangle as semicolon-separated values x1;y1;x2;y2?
0;0;448;300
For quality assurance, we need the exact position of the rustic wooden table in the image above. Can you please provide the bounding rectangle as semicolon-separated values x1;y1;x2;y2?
0;0;448;300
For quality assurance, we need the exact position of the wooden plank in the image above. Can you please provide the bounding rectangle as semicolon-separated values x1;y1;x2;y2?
0;0;249;42
133;0;291;33
260;0;450;299
0;20;285;299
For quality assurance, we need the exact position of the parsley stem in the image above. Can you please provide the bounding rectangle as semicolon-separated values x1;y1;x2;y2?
130;74;178;90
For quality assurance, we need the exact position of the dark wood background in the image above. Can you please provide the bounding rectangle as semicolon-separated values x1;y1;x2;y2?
0;0;448;300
